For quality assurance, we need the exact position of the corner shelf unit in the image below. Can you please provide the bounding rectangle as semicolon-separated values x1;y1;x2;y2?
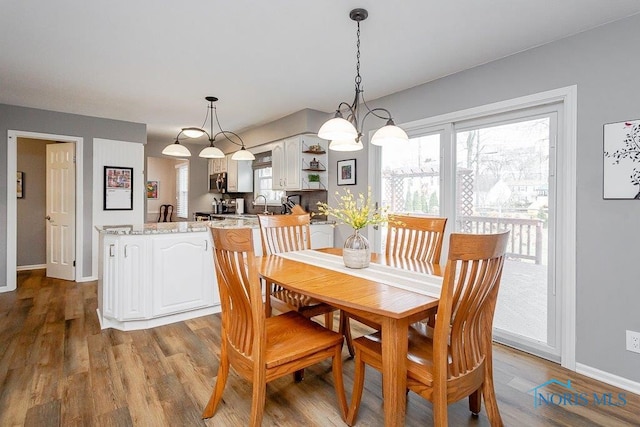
300;136;328;191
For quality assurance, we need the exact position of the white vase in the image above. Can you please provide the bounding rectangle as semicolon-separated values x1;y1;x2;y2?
343;229;370;269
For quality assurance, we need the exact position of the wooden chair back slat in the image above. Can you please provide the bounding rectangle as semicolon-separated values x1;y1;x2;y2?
258;213;311;255
210;227;262;357
436;232;509;379
386;215;447;264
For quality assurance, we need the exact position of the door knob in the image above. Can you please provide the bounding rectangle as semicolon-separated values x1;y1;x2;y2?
45;215;51;221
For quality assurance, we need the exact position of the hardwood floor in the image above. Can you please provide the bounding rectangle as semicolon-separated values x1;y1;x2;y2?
1;270;639;426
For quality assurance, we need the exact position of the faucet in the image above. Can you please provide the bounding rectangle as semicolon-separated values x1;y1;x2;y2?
253;194;269;214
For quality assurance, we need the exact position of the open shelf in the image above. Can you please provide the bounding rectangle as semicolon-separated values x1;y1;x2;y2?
302;168;326;172
302;150;326;154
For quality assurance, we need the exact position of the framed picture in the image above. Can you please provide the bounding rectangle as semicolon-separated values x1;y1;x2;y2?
337;159;356;186
17;171;24;199
603;119;640;199
146;180;159;199
104;166;133;210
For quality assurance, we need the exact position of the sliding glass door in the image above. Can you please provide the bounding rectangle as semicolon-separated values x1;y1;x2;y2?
374;104;562;361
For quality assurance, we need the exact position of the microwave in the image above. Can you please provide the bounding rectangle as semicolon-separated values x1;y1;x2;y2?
210;172;228;193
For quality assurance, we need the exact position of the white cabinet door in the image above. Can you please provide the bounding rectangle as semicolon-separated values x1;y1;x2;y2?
119;236;149;320
212;157;227;174
310;224;334;249
226;154;238;192
283;137;301;190
272;138;301;190
271;141;285;190
151;233;217;316
99;235;118;320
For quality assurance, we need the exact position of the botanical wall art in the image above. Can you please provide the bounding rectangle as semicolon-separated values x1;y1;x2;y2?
146;180;159;199
604;119;640;199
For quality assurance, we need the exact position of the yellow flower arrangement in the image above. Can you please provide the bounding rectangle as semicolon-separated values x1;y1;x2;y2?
315;187;391;230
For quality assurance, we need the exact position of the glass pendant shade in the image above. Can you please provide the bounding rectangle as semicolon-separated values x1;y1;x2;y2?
370;124;409;146
329;139;363;152
199;145;225;158
318;117;358;141
231;147;255;160
162;141;191;157
182;127;206;138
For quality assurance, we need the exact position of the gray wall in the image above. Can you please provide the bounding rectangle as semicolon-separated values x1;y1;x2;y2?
229;15;640;383
16;138;47;267
0;104;146;286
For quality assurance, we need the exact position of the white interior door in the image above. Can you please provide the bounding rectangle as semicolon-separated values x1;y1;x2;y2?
46;142;76;280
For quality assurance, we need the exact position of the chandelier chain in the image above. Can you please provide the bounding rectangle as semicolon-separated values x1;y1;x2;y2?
355;21;362;87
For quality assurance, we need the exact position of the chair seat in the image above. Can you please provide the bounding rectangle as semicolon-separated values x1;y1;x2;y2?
354;325;453;387
265;311;344;369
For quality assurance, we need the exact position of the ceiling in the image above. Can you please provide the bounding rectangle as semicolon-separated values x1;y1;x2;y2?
2;1;640;148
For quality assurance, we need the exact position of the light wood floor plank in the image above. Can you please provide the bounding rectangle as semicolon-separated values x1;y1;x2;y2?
1;271;639;426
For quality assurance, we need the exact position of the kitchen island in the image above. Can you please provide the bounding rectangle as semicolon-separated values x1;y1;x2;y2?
96;218;261;331
96;216;335;331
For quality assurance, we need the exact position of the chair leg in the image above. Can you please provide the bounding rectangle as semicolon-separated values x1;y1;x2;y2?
346;348;366;426
482;358;503;426
331;345;348;421
469;389;482;415
202;350;230;419
249;373;267;427
339;311;355;357
325;312;334;331
264;282;273;317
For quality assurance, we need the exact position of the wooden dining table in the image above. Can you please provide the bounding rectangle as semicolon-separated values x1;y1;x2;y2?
258;248;441;427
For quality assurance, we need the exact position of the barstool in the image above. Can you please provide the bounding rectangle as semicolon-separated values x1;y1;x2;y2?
158;204;173;222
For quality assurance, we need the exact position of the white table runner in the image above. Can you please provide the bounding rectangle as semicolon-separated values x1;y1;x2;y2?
275;250;442;297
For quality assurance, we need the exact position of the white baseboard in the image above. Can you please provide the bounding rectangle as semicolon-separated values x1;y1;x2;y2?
77;275;98;282
576;363;640;395
17;264;45;271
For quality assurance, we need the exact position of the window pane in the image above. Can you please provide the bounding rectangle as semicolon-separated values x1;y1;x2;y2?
176;163;188;218
254;166;284;204
381;134;441;215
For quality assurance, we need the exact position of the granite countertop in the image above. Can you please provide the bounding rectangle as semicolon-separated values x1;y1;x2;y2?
97;218;260;235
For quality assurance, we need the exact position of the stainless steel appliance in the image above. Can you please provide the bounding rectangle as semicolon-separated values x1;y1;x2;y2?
210;172;228;193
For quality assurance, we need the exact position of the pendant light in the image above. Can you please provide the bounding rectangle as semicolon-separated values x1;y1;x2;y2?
162;96;254;160
318;8;408;150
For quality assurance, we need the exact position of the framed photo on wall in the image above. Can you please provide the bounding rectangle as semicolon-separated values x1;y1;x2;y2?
337;159;356;185
104;166;133;210
146;180;159;199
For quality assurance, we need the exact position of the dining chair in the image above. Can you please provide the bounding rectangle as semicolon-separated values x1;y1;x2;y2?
340;215;448;355
346;231;509;427
258;213;337;332
202;227;348;426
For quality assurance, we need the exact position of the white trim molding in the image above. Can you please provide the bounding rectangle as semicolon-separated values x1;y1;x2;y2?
577;363;640;395
6;130;84;291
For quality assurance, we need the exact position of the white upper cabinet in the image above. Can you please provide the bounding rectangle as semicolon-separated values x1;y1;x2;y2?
272;137;301;190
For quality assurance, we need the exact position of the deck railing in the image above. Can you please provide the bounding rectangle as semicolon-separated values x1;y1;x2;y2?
458;215;544;264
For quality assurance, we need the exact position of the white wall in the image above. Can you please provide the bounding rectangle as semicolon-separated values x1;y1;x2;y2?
91;138;145;280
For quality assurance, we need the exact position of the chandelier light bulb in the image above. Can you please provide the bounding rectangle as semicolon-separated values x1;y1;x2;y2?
162;141;192;157
182;127;206;138
329;139;363;152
